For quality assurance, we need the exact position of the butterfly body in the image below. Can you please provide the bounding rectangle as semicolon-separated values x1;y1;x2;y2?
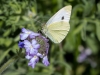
42;5;72;43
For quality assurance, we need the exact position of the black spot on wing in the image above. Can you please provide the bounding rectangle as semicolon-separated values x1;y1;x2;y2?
61;16;64;20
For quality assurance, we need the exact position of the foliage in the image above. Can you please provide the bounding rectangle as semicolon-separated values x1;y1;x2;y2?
0;0;100;75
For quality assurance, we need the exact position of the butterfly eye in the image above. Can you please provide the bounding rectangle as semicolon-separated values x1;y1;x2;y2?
61;16;64;20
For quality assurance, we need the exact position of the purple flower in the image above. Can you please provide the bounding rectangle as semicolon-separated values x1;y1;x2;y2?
24;40;33;53
37;53;43;58
24;40;39;55
25;53;33;60
18;41;24;48
85;48;92;56
77;47;92;63
77;52;87;63
20;28;39;40
20;28;32;40
31;39;40;49
42;56;49;66
18;28;50;68
29;32;40;39
28;56;39;68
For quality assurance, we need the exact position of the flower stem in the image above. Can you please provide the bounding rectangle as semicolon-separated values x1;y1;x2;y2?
0;55;19;74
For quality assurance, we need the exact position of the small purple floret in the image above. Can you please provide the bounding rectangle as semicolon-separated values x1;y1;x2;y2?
18;41;24;48
28;56;39;68
77;47;92;63
20;28;39;40
77;53;87;63
42;56;49;66
29;32;40;39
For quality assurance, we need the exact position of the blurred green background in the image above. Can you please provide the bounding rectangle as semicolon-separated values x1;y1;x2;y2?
0;0;100;75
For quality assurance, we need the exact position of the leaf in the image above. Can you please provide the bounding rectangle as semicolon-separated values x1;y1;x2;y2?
22;16;30;21
82;0;94;17
73;23;84;35
86;36;98;54
0;55;19;74
76;65;85;75
0;49;11;63
4;38;13;47
0;16;6;21
27;72;51;75
97;3;100;14
0;21;3;27
71;4;83;18
3;29;11;37
96;21;100;41
86;23;95;32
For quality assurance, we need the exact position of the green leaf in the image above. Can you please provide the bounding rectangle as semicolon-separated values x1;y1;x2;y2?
0;49;11;63
3;29;11;37
82;0;94;17
86;36;98;54
96;21;100;41
4;38;13;47
73;23;84;35
0;55;19;74
22;16;30;21
97;3;100;14
0;21;3;27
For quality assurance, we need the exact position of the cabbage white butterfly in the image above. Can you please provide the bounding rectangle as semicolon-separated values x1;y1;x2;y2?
42;5;72;43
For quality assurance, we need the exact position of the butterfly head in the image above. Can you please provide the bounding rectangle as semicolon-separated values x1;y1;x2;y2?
41;25;48;37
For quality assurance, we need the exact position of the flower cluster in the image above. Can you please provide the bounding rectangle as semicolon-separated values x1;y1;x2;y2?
77;46;97;68
18;28;49;68
77;48;92;63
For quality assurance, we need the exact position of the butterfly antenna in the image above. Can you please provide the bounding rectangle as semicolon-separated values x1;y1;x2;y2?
34;17;46;29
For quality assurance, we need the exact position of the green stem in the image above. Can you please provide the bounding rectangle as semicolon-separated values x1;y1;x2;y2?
59;43;64;61
0;55;19;74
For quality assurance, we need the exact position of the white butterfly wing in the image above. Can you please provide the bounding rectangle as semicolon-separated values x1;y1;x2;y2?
46;5;72;25
46;21;70;43
42;5;72;43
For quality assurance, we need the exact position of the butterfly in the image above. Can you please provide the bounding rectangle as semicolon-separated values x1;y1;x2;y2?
42;5;72;43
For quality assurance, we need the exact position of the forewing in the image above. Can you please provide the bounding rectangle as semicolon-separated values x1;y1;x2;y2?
46;5;72;25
